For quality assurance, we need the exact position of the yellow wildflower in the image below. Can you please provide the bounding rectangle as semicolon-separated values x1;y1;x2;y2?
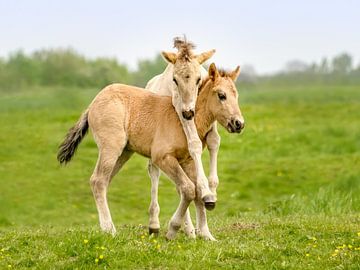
141;235;145;239
8;265;11;269
153;239;157;243
348;244;353;249
313;244;317;248
0;248;4;252
156;244;161;249
95;258;99;263
101;246;106;250
99;254;104;259
178;245;182;249
357;232;360;237
305;253;310;257
334;249;339;253
83;239;89;244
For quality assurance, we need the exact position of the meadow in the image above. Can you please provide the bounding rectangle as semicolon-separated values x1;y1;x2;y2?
0;84;359;269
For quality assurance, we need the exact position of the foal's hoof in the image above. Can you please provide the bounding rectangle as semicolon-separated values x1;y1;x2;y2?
205;202;216;210
149;227;160;235
203;194;217;211
100;222;116;236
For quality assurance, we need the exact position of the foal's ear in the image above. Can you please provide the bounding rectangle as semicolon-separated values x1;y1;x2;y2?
229;66;241;81
208;63;219;81
161;51;177;64
196;49;216;64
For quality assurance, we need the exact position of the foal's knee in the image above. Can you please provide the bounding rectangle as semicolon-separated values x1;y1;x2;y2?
209;178;219;191
188;138;203;157
90;175;107;195
207;131;221;151
149;202;160;216
181;182;196;201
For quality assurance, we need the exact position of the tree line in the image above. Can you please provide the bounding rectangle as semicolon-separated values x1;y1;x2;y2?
0;48;167;91
258;53;360;86
0;49;359;91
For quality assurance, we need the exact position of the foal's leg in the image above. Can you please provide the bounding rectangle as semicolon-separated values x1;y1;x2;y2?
173;103;216;208
90;139;129;235
111;149;134;179
175;186;196;238
154;154;196;240
194;199;216;241
181;159;216;241
90;149;119;235
148;160;195;238
205;122;221;196
147;160;161;235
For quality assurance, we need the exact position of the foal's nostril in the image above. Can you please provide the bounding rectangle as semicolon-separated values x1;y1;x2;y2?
189;110;194;118
182;110;194;120
235;120;242;130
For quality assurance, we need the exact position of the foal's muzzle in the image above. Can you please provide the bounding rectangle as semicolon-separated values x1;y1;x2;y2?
182;110;195;120
227;118;245;133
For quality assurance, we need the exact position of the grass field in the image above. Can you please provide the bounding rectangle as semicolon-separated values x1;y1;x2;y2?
0;84;359;269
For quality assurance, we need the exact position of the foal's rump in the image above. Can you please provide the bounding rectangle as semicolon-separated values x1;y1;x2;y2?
57;82;185;164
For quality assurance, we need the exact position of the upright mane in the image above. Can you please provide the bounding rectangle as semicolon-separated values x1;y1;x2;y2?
199;69;233;94
173;36;196;62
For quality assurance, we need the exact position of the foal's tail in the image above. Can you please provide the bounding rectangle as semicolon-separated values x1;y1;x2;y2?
57;109;89;165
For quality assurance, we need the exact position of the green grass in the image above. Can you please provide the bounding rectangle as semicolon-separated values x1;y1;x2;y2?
0;84;359;269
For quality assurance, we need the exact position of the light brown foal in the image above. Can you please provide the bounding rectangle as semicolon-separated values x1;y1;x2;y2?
57;63;244;240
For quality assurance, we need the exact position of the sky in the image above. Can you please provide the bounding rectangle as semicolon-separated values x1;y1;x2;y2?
0;0;359;74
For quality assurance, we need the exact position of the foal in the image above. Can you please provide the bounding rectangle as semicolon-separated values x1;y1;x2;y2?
146;37;222;236
147;37;218;212
57;63;244;240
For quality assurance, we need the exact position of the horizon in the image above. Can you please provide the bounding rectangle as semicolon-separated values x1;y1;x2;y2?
1;46;356;77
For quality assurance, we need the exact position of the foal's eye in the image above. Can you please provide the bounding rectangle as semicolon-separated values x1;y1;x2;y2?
218;92;226;101
173;78;178;86
196;77;201;85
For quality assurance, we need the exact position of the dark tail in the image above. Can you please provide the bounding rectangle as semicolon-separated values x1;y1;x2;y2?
57;109;89;165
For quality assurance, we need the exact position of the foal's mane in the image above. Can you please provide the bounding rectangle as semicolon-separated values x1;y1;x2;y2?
173;36;196;62
199;69;233;94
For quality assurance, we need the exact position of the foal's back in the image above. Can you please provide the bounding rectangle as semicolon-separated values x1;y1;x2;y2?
88;83;187;159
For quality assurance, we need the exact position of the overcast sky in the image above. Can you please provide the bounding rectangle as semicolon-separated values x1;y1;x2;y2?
0;0;359;74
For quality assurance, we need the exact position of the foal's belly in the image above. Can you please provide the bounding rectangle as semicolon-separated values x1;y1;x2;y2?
126;137;151;158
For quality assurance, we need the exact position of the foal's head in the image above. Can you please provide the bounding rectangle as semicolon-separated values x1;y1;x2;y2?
162;37;215;120
203;63;245;133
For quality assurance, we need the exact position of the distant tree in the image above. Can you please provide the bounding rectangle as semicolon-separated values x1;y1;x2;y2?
33;48;90;86
238;64;257;83
319;57;330;74
284;60;308;73
132;54;167;87
90;58;131;87
6;50;41;87
332;53;353;74
308;62;319;73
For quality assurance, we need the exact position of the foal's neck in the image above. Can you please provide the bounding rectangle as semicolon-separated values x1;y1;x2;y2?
195;79;215;140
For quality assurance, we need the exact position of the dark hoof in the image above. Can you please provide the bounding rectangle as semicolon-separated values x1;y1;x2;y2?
204;202;216;210
203;194;216;211
149;227;160;235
